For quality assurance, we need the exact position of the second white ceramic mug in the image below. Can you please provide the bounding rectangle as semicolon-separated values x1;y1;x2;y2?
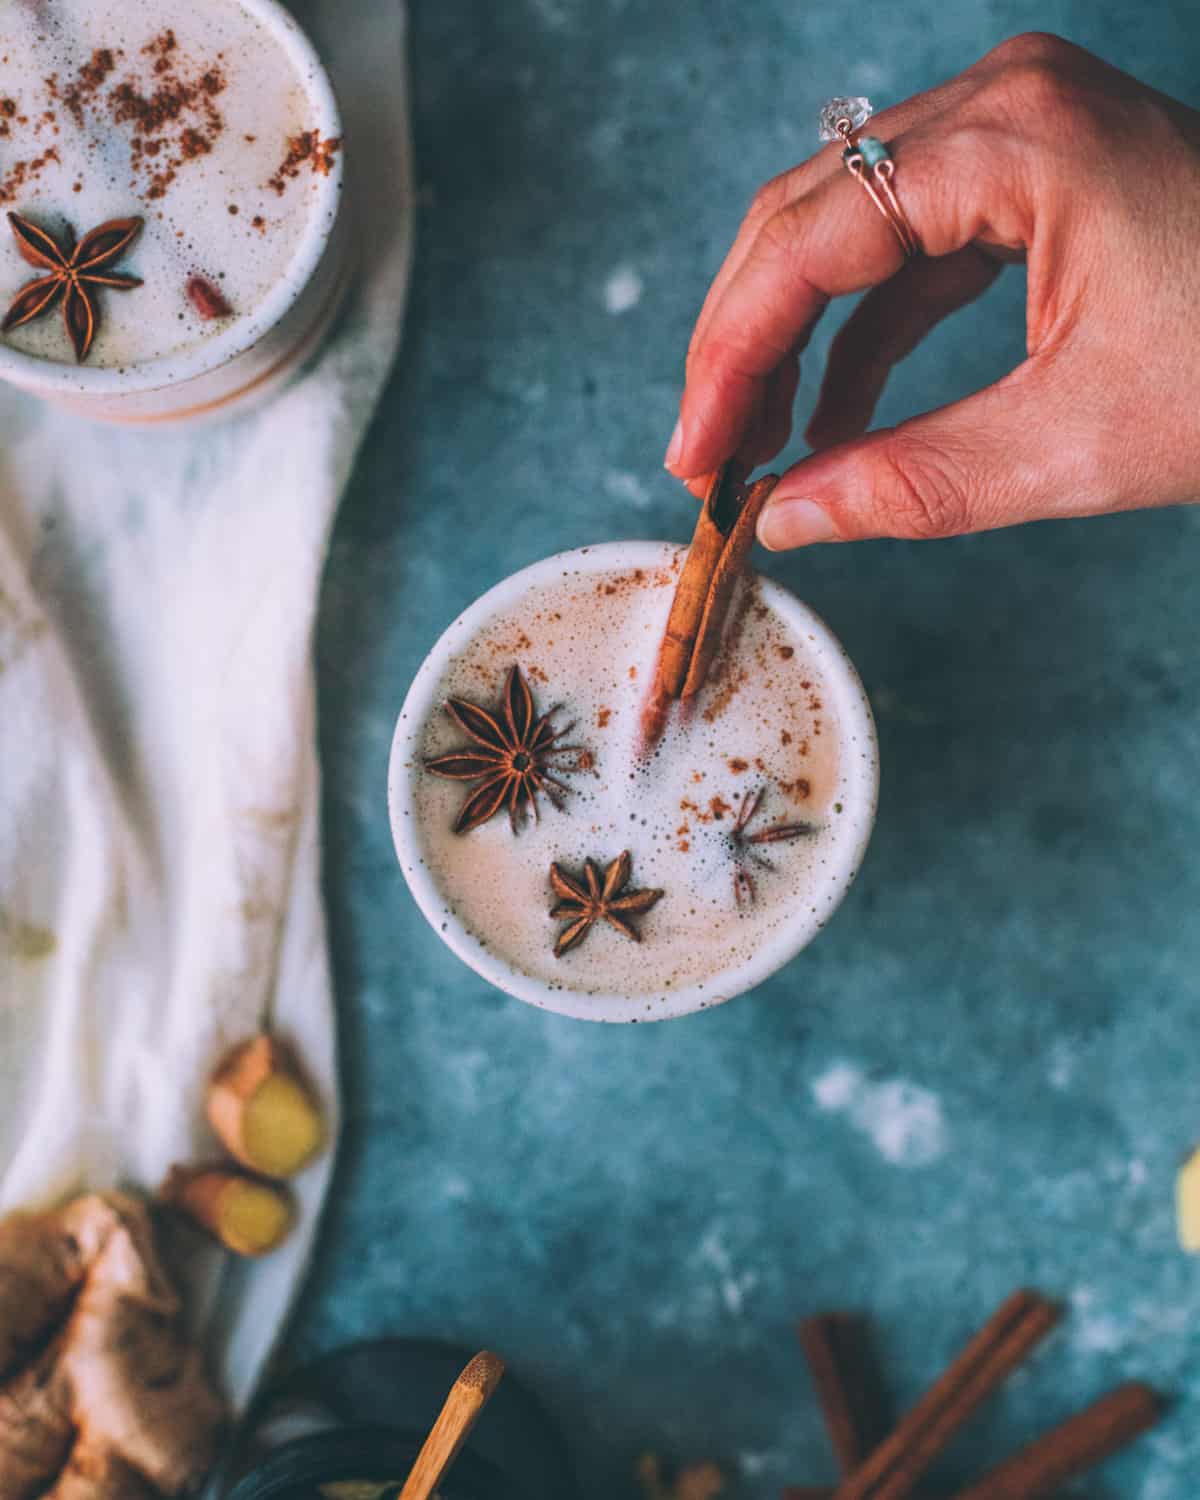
0;0;347;426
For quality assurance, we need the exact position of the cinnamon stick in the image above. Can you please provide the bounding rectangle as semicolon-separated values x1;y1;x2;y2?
949;1381;1163;1500
656;464;740;700
680;472;779;697
799;1314;887;1476
646;463;778;733
832;1290;1059;1500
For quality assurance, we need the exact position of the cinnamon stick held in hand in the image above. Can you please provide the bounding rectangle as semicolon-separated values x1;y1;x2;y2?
641;462;779;748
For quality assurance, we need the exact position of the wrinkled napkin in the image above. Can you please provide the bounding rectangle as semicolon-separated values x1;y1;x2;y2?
0;0;412;1407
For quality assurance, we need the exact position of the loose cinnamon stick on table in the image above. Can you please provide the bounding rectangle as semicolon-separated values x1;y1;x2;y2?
949;1380;1163;1500
799;1314;889;1476
787;1379;1161;1500
832;1290;1060;1500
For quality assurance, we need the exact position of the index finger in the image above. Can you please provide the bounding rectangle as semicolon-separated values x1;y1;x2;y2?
686;71;984;363
670;119;1013;482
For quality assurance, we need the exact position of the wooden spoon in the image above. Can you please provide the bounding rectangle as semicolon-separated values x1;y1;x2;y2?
397;1351;506;1500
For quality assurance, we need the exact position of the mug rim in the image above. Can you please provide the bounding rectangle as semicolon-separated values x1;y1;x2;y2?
388;540;879;1023
0;0;343;397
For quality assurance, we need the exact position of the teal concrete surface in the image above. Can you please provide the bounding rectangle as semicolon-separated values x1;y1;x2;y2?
293;3;1200;1495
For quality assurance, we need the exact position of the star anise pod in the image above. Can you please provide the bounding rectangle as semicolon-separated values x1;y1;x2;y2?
424;664;584;835
2;211;144;362
549;850;664;957
729;787;818;907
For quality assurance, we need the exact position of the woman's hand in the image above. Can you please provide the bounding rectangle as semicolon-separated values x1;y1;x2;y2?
665;33;1200;550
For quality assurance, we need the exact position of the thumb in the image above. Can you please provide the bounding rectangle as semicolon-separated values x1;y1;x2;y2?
757;360;1098;549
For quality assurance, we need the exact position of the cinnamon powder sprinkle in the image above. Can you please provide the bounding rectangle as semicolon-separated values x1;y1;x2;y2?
179;128;212;159
39;32;231;202
267;129;342;195
147;29;178;75
0;145;60;205
56;49;118;126
679;795;739;827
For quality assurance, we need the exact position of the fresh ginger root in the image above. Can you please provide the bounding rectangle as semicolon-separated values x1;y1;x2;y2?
636;1454;725;1500
207;1035;325;1178
0;1193;225;1499
163;1167;294;1258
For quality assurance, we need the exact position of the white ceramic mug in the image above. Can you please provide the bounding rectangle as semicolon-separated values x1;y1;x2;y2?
388;541;880;1023
0;0;347;426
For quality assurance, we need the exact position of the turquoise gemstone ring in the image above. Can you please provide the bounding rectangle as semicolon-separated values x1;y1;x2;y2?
820;99;921;259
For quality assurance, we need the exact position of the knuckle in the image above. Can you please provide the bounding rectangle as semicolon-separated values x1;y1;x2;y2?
684;335;715;381
871;435;972;540
748;174;791;225
985;54;1089;129
756;203;798;259
756;204;813;281
746;163;812;230
685;333;754;390
985;31;1074;70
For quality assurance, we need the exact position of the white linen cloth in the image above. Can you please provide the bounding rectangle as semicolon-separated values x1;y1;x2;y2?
0;0;413;1407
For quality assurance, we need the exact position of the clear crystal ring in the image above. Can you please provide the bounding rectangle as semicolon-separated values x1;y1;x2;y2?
819;97;921;259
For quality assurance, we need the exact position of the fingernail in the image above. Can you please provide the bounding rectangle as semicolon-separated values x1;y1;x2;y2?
758;497;838;551
664;417;684;471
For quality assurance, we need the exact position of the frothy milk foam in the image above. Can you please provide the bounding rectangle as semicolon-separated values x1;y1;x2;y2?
0;0;338;368
403;550;875;1006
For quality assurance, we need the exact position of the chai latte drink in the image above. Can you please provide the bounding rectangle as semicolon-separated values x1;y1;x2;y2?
0;0;345;420
390;543;878;1021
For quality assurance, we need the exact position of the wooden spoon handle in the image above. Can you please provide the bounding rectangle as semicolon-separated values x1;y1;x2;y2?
397;1351;505;1500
